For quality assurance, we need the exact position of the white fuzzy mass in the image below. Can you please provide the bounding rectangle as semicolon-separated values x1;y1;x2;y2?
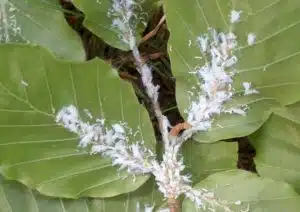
109;0;138;48
247;33;256;46
54;3;252;211
230;10;242;23
55;105;155;174
243;82;259;95
187;29;246;130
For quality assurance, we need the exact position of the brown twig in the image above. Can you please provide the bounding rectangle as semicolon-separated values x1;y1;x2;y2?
141;52;165;63
140;15;166;43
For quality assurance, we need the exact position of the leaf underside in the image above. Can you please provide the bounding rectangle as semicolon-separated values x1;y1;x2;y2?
183;170;300;212
0;175;164;212
165;0;300;143
250;101;300;194
182;140;237;182
0;44;155;198
72;0;160;50
0;0;85;61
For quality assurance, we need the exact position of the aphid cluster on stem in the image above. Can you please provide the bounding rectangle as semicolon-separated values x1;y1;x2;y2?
56;1;258;211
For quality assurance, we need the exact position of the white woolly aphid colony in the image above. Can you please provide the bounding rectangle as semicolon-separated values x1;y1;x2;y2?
56;2;257;211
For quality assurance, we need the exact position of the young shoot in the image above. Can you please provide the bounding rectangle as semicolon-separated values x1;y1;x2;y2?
56;104;236;211
56;1;257;211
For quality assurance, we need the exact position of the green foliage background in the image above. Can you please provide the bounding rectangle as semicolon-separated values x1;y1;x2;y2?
0;0;300;211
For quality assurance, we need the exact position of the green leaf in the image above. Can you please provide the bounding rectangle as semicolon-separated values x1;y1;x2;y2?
183;170;300;212
0;175;164;212
87;178;165;212
192;97;279;143
72;0;159;50
164;0;300;142
0;44;155;198
0;0;85;61
250;101;300;193
182;140;237;182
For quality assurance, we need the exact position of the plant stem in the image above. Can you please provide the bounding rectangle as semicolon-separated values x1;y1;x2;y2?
167;198;181;212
